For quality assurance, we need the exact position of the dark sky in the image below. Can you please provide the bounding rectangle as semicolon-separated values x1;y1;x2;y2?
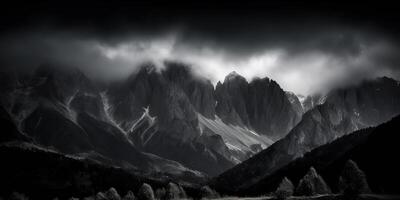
1;0;400;94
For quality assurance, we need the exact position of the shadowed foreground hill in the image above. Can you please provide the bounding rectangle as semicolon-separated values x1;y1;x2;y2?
235;115;400;196
0;141;150;199
0;142;204;200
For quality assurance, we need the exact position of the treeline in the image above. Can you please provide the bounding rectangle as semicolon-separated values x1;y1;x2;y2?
1;182;220;200
274;160;370;199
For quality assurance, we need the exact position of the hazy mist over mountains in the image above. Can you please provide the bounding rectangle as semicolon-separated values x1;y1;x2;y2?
1;1;400;200
2;28;400;96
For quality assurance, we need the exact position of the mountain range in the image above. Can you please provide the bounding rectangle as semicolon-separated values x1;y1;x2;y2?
0;61;302;178
1;60;400;199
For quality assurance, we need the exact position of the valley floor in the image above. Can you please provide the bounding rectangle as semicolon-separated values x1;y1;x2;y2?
213;194;400;200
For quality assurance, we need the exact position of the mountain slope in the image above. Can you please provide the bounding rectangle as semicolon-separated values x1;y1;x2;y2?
212;77;400;191
0;106;29;142
198;114;273;163
239;114;400;196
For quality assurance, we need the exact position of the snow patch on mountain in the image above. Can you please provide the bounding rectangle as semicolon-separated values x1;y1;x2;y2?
130;106;156;132
126;106;159;147
100;92;127;134
198;113;273;162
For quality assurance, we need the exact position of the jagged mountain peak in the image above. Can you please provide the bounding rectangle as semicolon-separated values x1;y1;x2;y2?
125;63;160;83
325;76;399;97
224;71;277;87
163;60;192;75
250;76;271;83
137;62;158;74
227;70;239;76
31;64;97;103
163;61;214;86
224;71;247;83
248;76;282;91
32;64;92;88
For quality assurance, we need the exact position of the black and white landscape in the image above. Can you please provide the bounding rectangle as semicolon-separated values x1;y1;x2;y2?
1;1;400;200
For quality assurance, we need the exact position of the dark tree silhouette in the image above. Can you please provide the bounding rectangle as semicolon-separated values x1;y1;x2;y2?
275;177;294;199
339;160;371;198
295;167;331;196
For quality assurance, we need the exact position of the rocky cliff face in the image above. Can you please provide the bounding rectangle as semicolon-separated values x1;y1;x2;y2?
212;77;400;191
162;61;216;119
215;71;250;127
301;93;327;112
285;91;304;116
215;72;302;140
247;78;302;140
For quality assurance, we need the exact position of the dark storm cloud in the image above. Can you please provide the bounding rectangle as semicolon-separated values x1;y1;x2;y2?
1;1;400;94
2;0;398;56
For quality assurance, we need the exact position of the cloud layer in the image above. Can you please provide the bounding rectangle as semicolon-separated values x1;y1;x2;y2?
0;25;400;95
1;0;400;96
1;27;399;95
